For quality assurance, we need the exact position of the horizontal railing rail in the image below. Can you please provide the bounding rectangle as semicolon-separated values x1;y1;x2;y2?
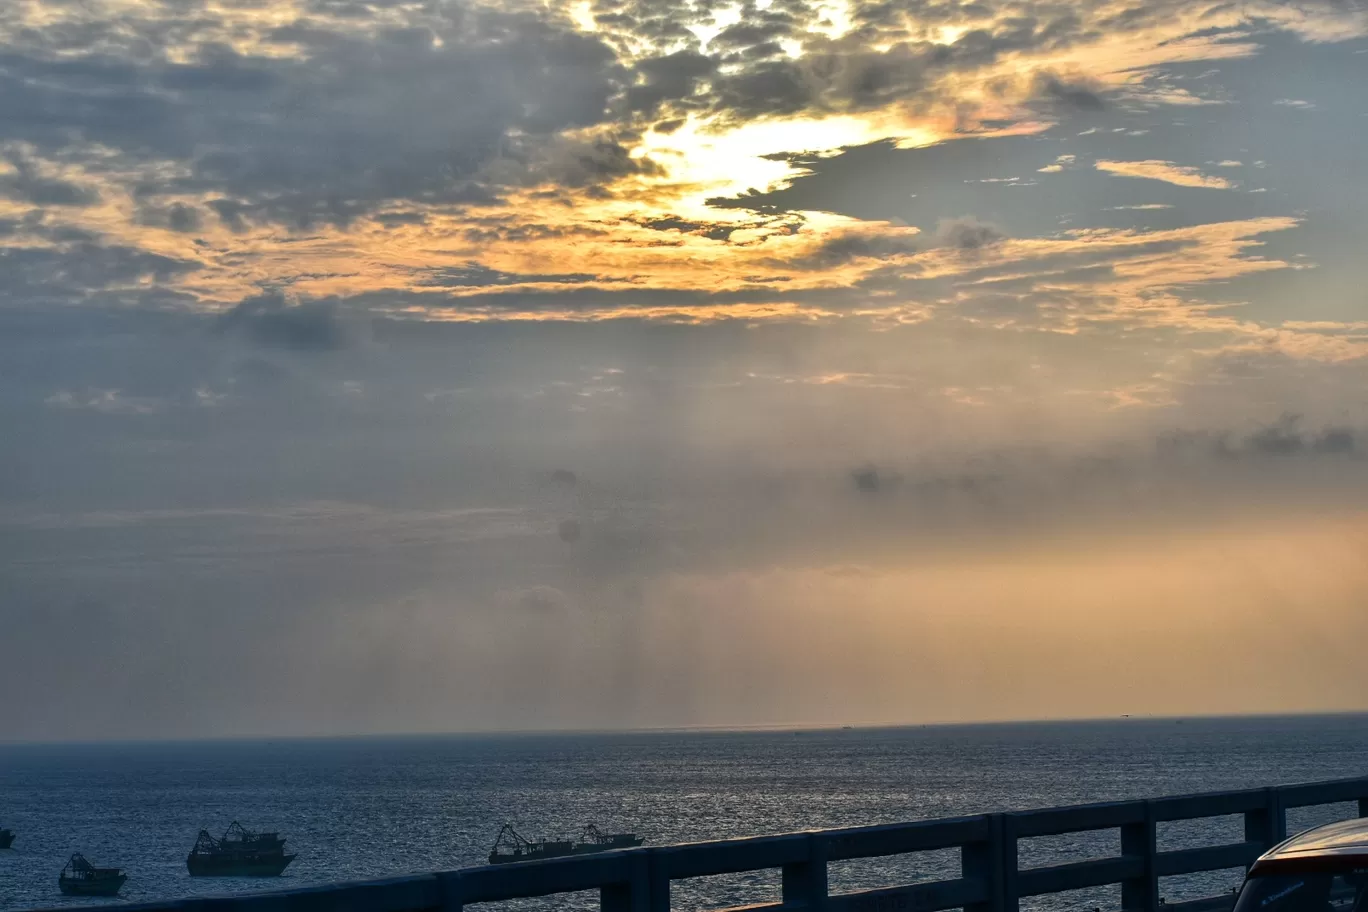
27;776;1368;912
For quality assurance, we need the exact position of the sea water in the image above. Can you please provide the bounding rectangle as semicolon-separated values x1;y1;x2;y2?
2;715;1368;912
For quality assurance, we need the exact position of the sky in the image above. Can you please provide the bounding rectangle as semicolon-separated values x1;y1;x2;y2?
1;0;1367;741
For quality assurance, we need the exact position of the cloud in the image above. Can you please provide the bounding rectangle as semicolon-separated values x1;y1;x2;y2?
45;389;160;415
851;465;904;494
1245;415;1307;455
1030;71;1109;111
1037;154;1077;174
499;585;571;612
217;290;349;351
0;2;629;228
627;51;719;114
0;150;101;207
1094;160;1235;189
0;237;197;307
420;264;610;288
136;202;205;233
781;225;924;270
1157;417;1361;461
935;217;1005;252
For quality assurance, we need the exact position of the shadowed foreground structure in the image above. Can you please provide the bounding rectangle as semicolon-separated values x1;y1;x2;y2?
27;777;1368;912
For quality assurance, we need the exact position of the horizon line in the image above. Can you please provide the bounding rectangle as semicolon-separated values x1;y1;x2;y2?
5;708;1368;749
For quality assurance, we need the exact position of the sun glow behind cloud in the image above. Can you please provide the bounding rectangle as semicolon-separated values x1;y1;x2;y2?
635;115;944;215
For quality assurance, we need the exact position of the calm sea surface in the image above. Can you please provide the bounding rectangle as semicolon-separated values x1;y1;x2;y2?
3;715;1368;912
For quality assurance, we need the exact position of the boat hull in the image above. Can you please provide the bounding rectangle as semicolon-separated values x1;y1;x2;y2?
59;875;126;897
489;839;645;865
187;854;296;877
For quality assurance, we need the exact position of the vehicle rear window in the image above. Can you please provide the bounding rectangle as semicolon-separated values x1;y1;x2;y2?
1234;874;1368;912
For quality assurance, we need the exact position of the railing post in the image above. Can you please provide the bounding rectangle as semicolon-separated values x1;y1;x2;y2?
437;871;464;912
1000;814;1020;912
1245;788;1286;854
782;834;828;911
602;851;652;912
964;814;1005;912
1121;802;1158;912
648;849;671;912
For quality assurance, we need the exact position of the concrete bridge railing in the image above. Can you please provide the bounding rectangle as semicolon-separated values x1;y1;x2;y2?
41;776;1368;912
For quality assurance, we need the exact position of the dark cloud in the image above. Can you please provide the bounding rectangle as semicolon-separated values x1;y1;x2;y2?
207;198;252;234
710;13;798;52
627;51;718;114
0;3;629;227
784;229;924;270
525;136;663;188
1158;418;1360;461
851;465;882;493
0;149;100;207
0;239;197;307
420;263;608;288
1246;415;1306;455
935;216;1005;251
637;215;739;241
136;202;205;233
677;12;1110;125
1030;70;1108;111
371;211;429;228
1314;427;1356;455
217;290;349;352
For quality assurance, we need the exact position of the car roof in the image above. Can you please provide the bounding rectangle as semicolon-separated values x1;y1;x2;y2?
1249;818;1368;875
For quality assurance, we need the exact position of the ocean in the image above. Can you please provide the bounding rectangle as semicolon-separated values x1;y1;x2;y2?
2;715;1368;912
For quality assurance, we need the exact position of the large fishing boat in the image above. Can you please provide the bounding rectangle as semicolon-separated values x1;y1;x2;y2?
187;822;296;876
58;854;127;897
488;824;643;865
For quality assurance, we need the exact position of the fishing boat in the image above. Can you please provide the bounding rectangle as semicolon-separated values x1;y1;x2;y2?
578;825;645;852
187;821;296;876
58;854;127;897
0;828;14;849
488;824;643;865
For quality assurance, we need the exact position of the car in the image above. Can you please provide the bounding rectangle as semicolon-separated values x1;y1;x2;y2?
1234;818;1368;912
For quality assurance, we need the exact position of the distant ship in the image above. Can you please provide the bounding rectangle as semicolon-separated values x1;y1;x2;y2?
58;854;127;897
187;821;296;876
0;828;14;849
488;825;643;865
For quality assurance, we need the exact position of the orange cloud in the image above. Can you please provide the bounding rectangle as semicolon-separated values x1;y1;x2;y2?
1095;160;1235;189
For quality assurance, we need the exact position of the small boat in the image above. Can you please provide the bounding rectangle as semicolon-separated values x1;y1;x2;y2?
488;824;643;865
187;821;296;877
0;828;14;849
58;854;127;897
